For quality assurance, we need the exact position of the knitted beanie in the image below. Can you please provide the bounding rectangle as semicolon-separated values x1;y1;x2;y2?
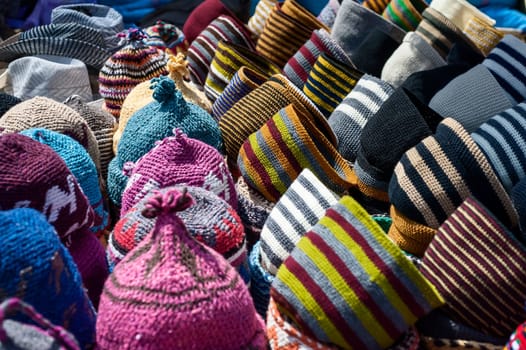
248;241;275;318
182;0;237;45
303;53;364;118
121;129;236;215
0;92;21;117
363;0;391;14
0;96;100;171
283;28;352;89
98;28;169;119
428;0;495;30
145;20;188;55
0;298;81;350
317;0;340;28
328;74;395;163
19;128;109;238
259;168;339;275
382;0;428;31
107;76;222;206
429;64;514;133
248;0;278;38
271;195;444;349
96;188;267;349
0;208;96;349
463;16;503;56
420;196;526;337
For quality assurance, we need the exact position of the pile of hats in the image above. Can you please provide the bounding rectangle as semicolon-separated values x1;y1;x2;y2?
0;0;526;348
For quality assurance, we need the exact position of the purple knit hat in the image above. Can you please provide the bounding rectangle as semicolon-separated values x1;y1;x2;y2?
96;187;267;349
0;133;108;307
120;129;237;215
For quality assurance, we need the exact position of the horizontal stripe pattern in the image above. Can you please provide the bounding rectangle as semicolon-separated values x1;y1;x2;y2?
271;196;444;349
420;196;526;337
383;0;427;31
463;16;503;56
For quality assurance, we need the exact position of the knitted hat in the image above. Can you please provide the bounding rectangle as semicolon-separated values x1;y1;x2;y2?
260;168;339;275
0;208;96;349
328;74;395;163
303;53;364;118
420;196;526;337
381;31;446;88
271;195;444;349
186;15;255;86
363;0;391;14
463;16;503;56
428;0;495;30
388;118;518;255
182;0;238;45
19;128;109;237
96;188;267;349
382;0;428;31
205;40;281;102
248;241;275;318
6;55;92;103
145;20;188;55
107;76;222;206
98;28;169;118
0;96;100;170
0;298;81;350
506;321;526;350
429;64;514;133
0;92;21;117
283;28;352;89
121;129;236;215
238;103;354;202
248;0;278;38
317;0;340;28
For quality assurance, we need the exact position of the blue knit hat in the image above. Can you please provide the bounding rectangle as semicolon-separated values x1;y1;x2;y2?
0;208;96;349
107;75;222;206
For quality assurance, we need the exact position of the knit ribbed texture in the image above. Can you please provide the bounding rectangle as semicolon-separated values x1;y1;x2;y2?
238;103;354;203
260;168;339;275
463;16;503;56
483;35;526;105
283;29;352;89
187;15;255;86
96;188;267;349
248;0;279;38
512;178;526;237
328;74;395;163
363;0;391;14
271;195;444;349
182;0;233;45
249;241;275;318
98;29;169;119
145;20;188;54
303;53;363;118
428;0;495;30
382;0;427;31
0;92;21;116
420;196;526;337
317;0;340;28
388;205;437;257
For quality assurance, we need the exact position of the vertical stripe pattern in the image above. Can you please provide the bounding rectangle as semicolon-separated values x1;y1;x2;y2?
382;0;428;31
248;0;279;38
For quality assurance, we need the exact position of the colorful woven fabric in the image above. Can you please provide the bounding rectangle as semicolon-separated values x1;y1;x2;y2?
420;196;526;337
205;40;280;102
505;321;526;350
363;0;391;14
249;241;275;318
260;168;339;275
382;0;427;31
145;20;188;55
303;52;363;118
271;195;444;349
284;28;352;89
182;0;234;45
317;0;340;28
238;103;354;203
248;0;279;38
96;188;267;349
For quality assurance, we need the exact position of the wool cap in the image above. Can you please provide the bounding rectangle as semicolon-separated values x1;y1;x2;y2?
506;321;526;350
121;129;236;215
248;0;278;38
186;14;255;86
182;0;237;45
420;196;526;337
428;0;495;30
0;208;96;349
388;118;518;255
144;20;188;55
382;0;428;31
248;241;275;318
271;195;444;349
260;168;339;275
462;16;503;57
107;76;222;206
328;74;395;163
331;0;406;60
98;28;169;119
238;103;353;202
429;64;514;133
0;96;101;170
0;93;21;117
363;0;391;14
317;0;340;28
303;53;364;118
0;298;81;350
96;188;267;349
283;28;352;89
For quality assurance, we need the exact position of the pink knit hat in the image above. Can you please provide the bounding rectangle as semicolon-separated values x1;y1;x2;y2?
96;187;267;349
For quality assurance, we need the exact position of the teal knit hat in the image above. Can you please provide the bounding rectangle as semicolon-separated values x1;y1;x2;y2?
107;75;223;206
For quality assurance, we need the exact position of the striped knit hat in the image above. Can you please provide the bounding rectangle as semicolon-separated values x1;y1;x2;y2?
248;241;275;318
388;118;518;256
182;0;236;45
317;0;340;28
98;28;169;119
428;0;495;31
186;14;255;87
238;103;355;203
328;74;395;163
382;0;428;31
96;188;267;349
144;20;188;55
463;16;503;57
303;52;364;118
248;0;279;38
256;0;330;68
205;40;280;102
260;168;339;275
271;195;444;349
212;66;267;120
420;196;526;337
482;35;526;105
363;0;390;14
283;28;352;89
